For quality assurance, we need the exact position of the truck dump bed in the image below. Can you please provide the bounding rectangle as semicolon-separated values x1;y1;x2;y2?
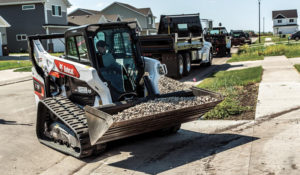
85;87;223;145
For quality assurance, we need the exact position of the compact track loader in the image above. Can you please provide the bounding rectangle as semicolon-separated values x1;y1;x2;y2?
28;22;222;158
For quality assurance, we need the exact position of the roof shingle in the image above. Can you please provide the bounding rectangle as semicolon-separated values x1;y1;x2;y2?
272;9;298;19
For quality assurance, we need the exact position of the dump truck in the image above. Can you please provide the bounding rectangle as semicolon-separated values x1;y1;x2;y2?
139;14;213;79
204;27;231;56
28;22;222;158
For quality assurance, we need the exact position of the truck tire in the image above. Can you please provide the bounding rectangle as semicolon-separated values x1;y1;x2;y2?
175;54;184;79
205;52;213;67
183;53;191;76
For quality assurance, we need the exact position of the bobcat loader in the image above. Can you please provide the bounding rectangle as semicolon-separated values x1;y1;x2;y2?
28;22;222;158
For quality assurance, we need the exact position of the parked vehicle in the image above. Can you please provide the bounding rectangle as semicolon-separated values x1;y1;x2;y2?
231;30;247;46
290;31;300;41
244;32;252;44
204;27;231;56
27;22;222;158
139;14;213;79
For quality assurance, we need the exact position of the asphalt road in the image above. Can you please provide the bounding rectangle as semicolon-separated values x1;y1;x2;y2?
1;53;299;175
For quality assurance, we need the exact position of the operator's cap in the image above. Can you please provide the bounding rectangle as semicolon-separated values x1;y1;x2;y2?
96;40;107;48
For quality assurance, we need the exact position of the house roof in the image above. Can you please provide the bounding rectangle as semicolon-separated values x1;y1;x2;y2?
272;9;298;19
68;14;103;26
0;0;71;7
68;8;101;16
107;2;151;16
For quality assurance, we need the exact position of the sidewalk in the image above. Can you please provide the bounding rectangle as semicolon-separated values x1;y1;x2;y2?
0;69;32;86
255;56;300;118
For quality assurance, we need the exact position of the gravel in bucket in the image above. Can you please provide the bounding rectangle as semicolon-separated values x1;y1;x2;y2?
112;96;218;122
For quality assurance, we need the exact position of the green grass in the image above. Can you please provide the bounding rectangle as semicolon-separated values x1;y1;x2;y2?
254;35;289;44
198;66;263;119
294;64;300;73
50;52;64;57
13;67;32;72
228;43;300;62
0;60;32;71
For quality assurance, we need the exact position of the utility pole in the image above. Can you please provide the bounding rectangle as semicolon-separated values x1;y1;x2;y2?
263;17;265;34
259;0;261;43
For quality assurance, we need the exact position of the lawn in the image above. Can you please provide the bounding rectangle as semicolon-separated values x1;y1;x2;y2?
254;35;289;44
198;66;263;120
294;64;300;73
0;60;32;71
228;43;300;63
13;67;32;72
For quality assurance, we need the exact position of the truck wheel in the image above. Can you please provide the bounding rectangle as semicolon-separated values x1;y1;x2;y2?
296;37;299;41
183;53;191;76
176;54;184;79
205;52;213;67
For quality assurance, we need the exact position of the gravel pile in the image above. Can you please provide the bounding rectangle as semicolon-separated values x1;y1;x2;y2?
158;76;193;94
112;96;218;122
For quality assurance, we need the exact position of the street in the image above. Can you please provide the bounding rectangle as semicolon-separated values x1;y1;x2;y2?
1;55;300;175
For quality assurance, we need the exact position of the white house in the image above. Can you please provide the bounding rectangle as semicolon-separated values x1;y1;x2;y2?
272;9;298;35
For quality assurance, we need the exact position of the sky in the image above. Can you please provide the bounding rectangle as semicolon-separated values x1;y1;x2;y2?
68;0;300;32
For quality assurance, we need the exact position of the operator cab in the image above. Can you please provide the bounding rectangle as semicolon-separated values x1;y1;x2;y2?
64;22;145;103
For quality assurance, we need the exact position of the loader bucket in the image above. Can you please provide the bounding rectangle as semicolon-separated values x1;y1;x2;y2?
85;106;114;145
85;88;223;146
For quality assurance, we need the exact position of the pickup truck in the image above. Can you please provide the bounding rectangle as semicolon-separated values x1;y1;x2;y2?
231;30;249;46
139;14;213;79
204;27;231;56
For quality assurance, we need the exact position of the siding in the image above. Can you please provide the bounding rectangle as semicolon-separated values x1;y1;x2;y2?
273;18;298;26
101;3;148;29
47;11;68;25
45;0;68;25
0;3;46;52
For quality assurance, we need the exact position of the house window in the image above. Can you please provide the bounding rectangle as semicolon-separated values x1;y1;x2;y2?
22;4;35;10
148;17;152;24
16;34;27;41
290;19;295;23
278;20;282;23
52;5;62;17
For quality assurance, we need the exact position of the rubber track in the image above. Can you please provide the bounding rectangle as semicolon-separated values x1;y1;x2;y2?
38;96;94;158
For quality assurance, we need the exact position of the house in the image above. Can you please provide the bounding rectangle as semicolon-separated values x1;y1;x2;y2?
272;9;298;35
68;8;100;16
0;16;10;56
68;13;142;31
100;2;157;35
0;0;73;53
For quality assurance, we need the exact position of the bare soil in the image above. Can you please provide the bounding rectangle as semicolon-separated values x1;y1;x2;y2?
227;83;259;120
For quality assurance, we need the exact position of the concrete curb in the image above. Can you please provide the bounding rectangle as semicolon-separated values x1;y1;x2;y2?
0;76;32;86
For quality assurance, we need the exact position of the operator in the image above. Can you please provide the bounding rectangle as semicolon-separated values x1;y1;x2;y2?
96;40;126;93
96;40;117;68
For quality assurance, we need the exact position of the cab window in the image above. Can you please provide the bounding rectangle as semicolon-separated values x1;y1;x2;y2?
66;35;90;65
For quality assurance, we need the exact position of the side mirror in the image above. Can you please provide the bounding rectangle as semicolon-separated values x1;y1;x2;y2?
158;64;168;75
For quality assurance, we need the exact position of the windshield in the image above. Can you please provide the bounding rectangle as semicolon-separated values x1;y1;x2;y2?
208;29;227;35
232;31;246;38
93;28;138;94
